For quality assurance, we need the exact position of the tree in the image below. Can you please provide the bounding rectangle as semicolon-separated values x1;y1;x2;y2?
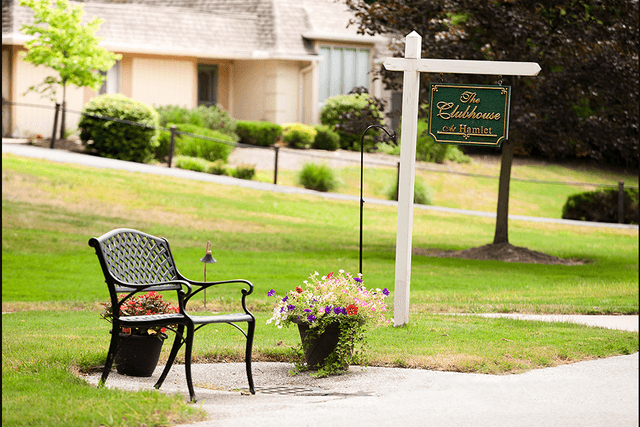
345;0;639;248
19;0;121;139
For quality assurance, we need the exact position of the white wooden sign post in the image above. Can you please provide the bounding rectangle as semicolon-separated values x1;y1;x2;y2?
384;31;540;326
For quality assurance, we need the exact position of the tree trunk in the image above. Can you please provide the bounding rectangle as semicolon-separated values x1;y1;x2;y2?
493;138;514;244
59;83;66;140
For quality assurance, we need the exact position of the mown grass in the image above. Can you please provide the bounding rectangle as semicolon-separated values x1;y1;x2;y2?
254;154;638;218
2;153;638;427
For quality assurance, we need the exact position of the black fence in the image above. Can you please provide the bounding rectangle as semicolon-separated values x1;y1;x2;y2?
4;99;637;224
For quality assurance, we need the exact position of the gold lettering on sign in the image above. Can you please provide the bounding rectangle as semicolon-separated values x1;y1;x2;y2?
460;91;480;104
436;102;501;121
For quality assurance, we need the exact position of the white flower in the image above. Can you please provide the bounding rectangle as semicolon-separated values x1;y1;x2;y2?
339;269;345;273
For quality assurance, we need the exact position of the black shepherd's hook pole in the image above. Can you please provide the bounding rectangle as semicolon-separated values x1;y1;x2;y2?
359;125;397;275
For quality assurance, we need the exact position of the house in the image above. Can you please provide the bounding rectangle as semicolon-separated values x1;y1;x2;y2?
2;0;393;138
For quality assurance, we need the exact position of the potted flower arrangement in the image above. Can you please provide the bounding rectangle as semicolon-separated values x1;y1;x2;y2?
267;270;391;376
100;291;179;376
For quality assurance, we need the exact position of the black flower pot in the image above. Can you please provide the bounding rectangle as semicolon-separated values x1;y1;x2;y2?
296;321;343;369
114;333;165;377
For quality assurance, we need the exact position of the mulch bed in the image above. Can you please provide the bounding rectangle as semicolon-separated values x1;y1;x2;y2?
413;243;587;265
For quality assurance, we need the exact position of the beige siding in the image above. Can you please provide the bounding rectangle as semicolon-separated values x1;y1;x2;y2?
9;48;84;138
2;46;12;136
131;57;196;109
301;61;318;124
232;60;267;121
271;60;301;124
232;60;304;125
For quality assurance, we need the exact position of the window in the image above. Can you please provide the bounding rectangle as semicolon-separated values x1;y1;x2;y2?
198;64;218;107
99;60;120;95
318;46;371;104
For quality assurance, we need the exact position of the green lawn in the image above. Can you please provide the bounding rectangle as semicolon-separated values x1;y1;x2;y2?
2;153;638;427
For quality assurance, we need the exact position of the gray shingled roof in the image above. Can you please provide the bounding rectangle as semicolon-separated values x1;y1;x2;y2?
3;0;386;61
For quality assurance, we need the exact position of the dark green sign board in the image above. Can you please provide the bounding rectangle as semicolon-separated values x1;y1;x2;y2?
428;83;511;147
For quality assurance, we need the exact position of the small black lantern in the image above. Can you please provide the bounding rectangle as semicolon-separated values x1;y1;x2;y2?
200;241;216;309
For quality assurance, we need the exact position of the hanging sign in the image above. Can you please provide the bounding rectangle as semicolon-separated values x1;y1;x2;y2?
428;83;511;147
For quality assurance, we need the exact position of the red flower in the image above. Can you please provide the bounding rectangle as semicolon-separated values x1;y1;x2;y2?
295;286;303;293
327;271;333;279
346;304;358;315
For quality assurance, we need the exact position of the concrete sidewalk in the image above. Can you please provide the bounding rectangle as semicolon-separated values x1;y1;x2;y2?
83;354;639;427
81;314;639;427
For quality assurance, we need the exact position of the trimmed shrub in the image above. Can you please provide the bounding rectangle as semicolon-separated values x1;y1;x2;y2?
156;105;192;127
282;123;317;149
192;105;237;136
319;93;384;151
298;163;338;192
79;94;159;163
386;176;433;205
174;155;209;172
395;119;470;164
313;125;340;151
562;188;639;224
232;164;256;180
207;159;229;176
156;104;237;137
236;121;282;147
156;123;234;163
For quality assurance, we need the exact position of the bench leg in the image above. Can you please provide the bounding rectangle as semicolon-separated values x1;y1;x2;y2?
245;319;256;394
99;332;120;386
155;324;185;390
184;323;196;402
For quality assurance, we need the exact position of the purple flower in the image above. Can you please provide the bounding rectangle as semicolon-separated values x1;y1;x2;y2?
287;304;296;311
267;289;276;297
382;288;390;296
282;296;288;302
334;306;346;315
304;308;311;313
354;277;363;283
324;306;332;314
307;314;316;323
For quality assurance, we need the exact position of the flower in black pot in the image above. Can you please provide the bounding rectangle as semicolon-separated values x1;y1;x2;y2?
267;270;392;377
100;292;179;376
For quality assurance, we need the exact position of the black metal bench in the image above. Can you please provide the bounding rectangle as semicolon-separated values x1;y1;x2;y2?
89;228;255;402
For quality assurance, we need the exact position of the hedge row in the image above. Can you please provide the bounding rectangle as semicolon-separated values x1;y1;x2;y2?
562;188;639;224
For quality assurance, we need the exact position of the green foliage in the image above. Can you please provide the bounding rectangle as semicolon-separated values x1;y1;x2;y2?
298;163;338;192
312;125;340;151
344;0;640;167
282;123;317;149
236;121;283;147
156;123;234;163
414;119;467;163
392;119;470;164
562;188;639;224
78;94;159;163
174;155;209;172
19;0;121;101
319;93;384;151
232;164;256;180
155;104;237;137
207;159;229;176
386;176;433;205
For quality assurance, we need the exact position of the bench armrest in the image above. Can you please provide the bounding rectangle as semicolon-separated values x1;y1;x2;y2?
182;279;254;312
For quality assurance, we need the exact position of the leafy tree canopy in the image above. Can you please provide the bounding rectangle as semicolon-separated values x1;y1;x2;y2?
19;0;121;100
345;0;639;167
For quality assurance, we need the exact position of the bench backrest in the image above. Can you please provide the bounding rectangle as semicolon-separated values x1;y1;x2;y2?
89;228;179;289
